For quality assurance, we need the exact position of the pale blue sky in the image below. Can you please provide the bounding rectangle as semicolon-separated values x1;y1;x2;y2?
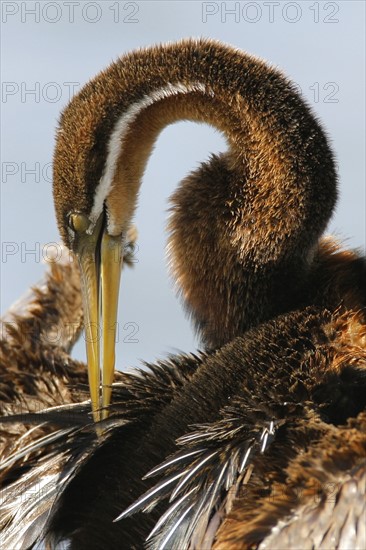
1;1;365;369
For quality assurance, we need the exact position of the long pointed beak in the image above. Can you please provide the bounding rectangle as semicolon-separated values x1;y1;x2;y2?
74;216;123;422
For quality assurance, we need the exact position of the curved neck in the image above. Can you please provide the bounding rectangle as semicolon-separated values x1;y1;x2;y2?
57;39;337;346
82;40;335;246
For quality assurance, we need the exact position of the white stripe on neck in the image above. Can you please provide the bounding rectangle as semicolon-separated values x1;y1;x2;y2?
88;81;208;232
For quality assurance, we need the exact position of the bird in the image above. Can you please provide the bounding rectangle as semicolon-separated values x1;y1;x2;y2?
0;38;365;549
52;37;342;419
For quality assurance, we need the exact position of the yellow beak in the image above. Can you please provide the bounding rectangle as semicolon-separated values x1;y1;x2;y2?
73;215;123;422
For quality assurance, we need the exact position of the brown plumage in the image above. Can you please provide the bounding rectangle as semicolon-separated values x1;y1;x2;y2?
214;311;366;550
1;303;365;549
215;413;366;549
0;248;84;414
0;38;365;549
0;248;85;479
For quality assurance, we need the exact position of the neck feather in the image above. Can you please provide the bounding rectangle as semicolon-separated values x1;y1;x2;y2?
56;39;338;345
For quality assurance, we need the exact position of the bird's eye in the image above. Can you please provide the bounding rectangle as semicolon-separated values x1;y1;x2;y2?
69;212;89;233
